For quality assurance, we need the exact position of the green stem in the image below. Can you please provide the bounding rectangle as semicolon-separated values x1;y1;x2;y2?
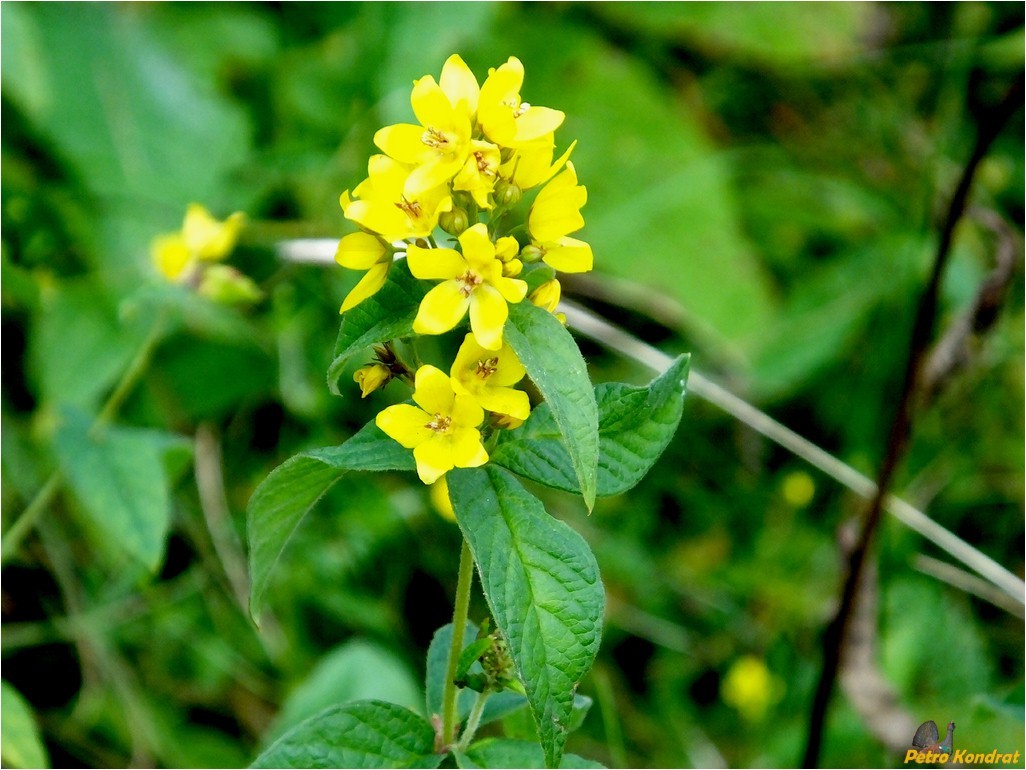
0;312;167;562
442;538;475;747
455;690;490;751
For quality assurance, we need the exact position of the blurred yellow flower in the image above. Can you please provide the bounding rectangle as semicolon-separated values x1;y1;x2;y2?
721;655;784;722
376;365;488;484
781;471;816;508
527;162;593;273
334;231;391;313
450;333;530;421
429;476;457;522
407;223;527;350
152;203;245;282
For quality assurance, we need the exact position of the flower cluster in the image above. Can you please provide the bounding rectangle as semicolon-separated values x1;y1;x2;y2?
151;204;261;305
335;55;592;487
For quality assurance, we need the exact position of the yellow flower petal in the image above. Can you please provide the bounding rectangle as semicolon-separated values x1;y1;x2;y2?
469;284;508;350
494;275;528;304
152;233;191;281
340;262;390;313
406;245;466;280
490;342;527;386
478;57;523;145
457;223;495;267
373;124;427;164
450;393;485;429
376;404;434;448
412;365;456;416
182;205;245;262
411;75;454;130
405;155;465;197
429;476;457;522
541;236;593;274
414;437;456;484
335;232;387;270
477;386;531;420
448;427;489;468
414;281;471;336
439;54;480;116
513;106;565;145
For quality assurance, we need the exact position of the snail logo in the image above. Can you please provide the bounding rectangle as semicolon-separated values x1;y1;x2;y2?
904;720;1022;766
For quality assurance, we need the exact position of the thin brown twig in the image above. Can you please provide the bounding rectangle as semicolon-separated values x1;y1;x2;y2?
802;74;1023;768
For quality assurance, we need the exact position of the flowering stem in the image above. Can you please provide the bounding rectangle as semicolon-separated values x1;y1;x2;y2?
455;690;490;751
0;312;167;563
442;537;475;747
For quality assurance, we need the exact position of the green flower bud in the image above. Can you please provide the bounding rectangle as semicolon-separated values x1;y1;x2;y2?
197;264;263;305
494;179;522;207
520;244;544;263
439;207;470;236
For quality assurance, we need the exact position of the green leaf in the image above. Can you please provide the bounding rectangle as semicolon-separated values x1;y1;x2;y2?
1;681;49;769
424;622;527;727
505;302;599;510
500;694;593;742
327;260;428;396
448;467;604;768
264;640;422;745
53;409;177;571
458;739;605;769
492;356;689;497
247;418;414;619
251;700;441;769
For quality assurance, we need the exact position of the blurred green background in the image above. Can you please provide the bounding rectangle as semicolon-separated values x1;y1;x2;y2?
2;3;1023;767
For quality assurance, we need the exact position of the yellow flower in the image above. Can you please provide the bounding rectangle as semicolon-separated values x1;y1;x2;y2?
478;57;564;147
407;223;527;350
374;56;476;196
721;656;784;723
527;161;593;274
528;279;561;314
376;365;488;484
151;204;245;282
500;137;576;191
340;155;452;241
429;476;457;522
452;139;502;209
335;231;391;313
450;333;530;420
354;363;392;398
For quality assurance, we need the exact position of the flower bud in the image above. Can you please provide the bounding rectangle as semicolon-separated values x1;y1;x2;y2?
494;179;522;207
429;476;456;522
520;244;544;263
439;207;470;236
353;363;391;398
493;413;525;430
197;264;263;305
529;279;561;314
502;258;523;277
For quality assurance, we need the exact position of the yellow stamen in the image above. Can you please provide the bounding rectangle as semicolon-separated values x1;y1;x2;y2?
474;357;499;379
456;270;483;297
425;413;452;433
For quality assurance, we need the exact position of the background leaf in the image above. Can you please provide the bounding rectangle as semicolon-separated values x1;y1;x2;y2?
251;700;441;769
448;467;604;768
1;681;49;769
505;302;599;510
52;408;181;571
457;739;605;769
492;355;689;496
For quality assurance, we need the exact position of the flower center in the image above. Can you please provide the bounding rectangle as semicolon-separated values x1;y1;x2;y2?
474;357;499;379
456;270;483;297
425;413;452;434
395;196;423;220
474;151;496;178
421;126;452;152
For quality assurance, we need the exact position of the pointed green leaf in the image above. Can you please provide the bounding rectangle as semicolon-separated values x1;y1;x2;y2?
251;700;441;769
425;622;528;727
247;419;414;619
505;302;599;509
327;260;428;396
491;355;689;497
53;409;181;571
459;739;605;769
448;467;604;768
1;681;49;769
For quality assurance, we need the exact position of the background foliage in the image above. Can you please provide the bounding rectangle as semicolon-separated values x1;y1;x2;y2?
2;3;1023;767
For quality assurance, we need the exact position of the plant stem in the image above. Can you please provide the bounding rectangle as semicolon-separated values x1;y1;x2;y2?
442;538;475;747
455;691;490;751
0;312;167;563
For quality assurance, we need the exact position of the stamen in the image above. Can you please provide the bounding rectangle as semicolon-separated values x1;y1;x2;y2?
474;357;499;379
395;196;423;219
474;151;496;178
421;126;450;150
456;270;483;297
425;413;452;433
